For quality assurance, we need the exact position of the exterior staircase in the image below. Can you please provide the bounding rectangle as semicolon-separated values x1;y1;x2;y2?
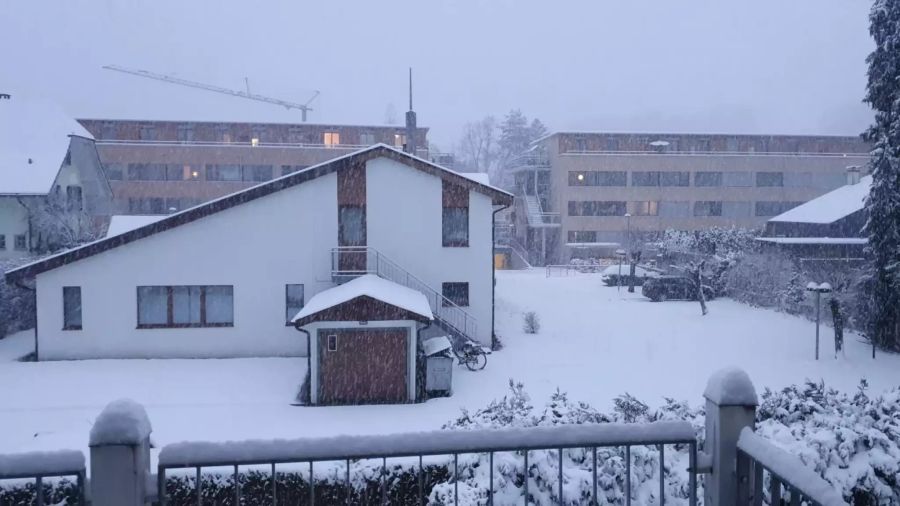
330;247;478;345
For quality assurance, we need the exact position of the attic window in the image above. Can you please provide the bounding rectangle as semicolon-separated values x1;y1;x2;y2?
324;132;340;147
327;334;338;352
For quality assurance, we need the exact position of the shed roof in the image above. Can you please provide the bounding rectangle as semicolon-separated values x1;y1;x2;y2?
5;144;513;282
0;95;93;195
292;275;433;325
769;176;871;225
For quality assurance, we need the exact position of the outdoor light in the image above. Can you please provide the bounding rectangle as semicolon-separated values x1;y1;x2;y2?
577;173;584;181
251;137;259;147
806;282;833;360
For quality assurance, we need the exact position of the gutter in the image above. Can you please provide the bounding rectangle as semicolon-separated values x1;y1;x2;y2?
292;325;311;405
491;203;511;348
416;320;432;402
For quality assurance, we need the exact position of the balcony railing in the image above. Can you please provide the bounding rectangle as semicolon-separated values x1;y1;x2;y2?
0;450;87;506
95;139;430;157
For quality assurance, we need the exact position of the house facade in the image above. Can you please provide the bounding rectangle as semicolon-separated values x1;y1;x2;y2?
6;145;511;361
508;132;870;265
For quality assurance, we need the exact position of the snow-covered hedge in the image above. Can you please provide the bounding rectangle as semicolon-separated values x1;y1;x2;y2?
655;227;760;261
0;259;36;339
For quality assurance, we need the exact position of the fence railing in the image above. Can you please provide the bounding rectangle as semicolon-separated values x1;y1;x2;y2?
329;246;479;343
0;450;87;506
736;428;846;506
157;421;698;506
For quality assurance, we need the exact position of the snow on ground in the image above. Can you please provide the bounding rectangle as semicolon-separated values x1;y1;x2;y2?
0;269;897;467
0;329;35;361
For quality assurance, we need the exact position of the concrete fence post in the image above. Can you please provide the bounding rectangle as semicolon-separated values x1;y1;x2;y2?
702;367;758;506
88;399;153;506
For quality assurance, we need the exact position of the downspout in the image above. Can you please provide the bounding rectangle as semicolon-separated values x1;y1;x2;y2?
491;203;510;349
292;324;311;404
416;320;432;402
13;279;37;361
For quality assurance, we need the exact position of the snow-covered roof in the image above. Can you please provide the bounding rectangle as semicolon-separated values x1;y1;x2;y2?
769;176;871;225
565;242;621;248
292;275;433;323
105;215;167;238
756;237;867;245
459;172;490;186
0;95;93;195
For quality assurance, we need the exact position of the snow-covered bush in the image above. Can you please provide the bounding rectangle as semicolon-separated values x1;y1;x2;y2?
523;311;540;334
0;259;36;338
656;227;760;260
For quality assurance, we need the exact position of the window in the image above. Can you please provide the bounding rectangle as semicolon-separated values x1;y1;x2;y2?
360;132;375;145
242;165;273;182
63;286;82;330
756;172;784;187
327;334;338;352
723;171;753;187
14;234;26;251
568;171;626;186
631;201;659;216
394;133;406;148
567;230;597;243
206;164;242;181
660;172;690;186
128;198;166;214
442;181;469;247
338;206;366;246
177;124;194;142
101;121;117;139
137;285;233;328
285;284;305;324
694;171;723;187
442;282;469;307
631;171;660;186
324;132;340;147
755;201;804;217
0;235;5;250
784;172;813;188
66;185;83;211
693;201;723;217
722;201;751;218
567;201;626;217
128;163;167;181
139;124;157;141
104;163;125;180
658;201;690;218
281;165;308;176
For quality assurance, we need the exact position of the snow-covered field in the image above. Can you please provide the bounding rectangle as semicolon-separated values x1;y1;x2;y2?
1;269;897;465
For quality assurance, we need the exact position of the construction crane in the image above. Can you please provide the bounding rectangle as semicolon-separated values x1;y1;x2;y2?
103;64;320;122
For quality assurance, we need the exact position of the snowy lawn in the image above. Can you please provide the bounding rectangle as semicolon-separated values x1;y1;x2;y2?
0;269;897;465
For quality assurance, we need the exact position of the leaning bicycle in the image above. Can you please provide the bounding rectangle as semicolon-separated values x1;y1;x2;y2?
451;339;488;371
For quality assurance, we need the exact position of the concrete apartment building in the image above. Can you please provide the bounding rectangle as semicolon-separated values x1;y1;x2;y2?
77;119;429;215
509;132;870;265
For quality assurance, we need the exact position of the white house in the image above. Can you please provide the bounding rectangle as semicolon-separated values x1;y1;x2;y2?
6;146;512;375
0;95;111;260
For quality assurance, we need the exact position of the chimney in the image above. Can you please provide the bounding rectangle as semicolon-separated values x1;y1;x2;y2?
404;68;417;155
846;166;861;185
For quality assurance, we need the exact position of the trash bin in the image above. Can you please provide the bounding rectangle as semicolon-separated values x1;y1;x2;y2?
423;336;453;397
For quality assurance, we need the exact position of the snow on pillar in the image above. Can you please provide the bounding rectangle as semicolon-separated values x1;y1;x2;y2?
89;399;152;506
702;367;758;506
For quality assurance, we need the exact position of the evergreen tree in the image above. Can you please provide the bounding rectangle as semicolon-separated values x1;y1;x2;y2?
863;0;900;351
498;109;532;164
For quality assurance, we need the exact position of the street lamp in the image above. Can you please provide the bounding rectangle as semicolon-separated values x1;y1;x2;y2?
806;282;832;360
615;248;627;292
624;213;632;254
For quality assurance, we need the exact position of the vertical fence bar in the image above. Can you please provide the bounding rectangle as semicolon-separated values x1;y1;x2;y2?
345;459;351;506
752;461;763;506
381;457;387;506
196;467;202;506
625;446;632;506
523;450;529;505
309;461;314;506
736;450;751;505
659;445;665;506
271;463;277;506
558;448;563;504
418;455;424;506
592;447;598;506
789;487;801;506
689;442;697;506
234;464;240;506
489;452;494;506
159;467;167;506
35;476;43;506
454;454;458;506
770;475;781;505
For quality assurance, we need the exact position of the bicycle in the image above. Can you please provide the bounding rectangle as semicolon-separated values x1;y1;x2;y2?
452;339;488;371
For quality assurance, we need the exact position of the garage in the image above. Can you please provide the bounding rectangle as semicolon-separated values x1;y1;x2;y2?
291;275;434;406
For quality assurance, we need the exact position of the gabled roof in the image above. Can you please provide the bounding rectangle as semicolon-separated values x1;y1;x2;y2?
0;96;93;195
769;176;872;225
5;144;513;282
291;275;433;325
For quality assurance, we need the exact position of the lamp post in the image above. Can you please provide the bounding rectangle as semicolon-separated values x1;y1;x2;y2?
615;248;627;292
806;282;832;360
624;213;632;254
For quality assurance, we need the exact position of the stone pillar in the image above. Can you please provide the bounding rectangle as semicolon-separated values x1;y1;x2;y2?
703;367;758;506
89;399;152;506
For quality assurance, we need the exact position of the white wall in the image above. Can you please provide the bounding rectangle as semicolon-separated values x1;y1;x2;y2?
365;157;495;344
35;173;338;359
0;197;31;260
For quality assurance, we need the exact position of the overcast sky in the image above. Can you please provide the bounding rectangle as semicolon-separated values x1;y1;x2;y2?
1;0;875;148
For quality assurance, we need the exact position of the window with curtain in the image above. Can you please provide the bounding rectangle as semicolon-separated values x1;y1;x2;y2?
63;286;82;330
137;285;233;328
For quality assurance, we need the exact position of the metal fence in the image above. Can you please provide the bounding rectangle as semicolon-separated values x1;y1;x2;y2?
0;450;86;506
157;421;698;506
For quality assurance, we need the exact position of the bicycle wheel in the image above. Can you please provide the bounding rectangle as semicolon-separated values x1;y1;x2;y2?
465;350;487;371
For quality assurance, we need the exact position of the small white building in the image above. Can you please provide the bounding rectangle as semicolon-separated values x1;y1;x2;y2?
6;145;512;367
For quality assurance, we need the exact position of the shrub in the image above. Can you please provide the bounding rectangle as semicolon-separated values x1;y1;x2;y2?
522;311;540;334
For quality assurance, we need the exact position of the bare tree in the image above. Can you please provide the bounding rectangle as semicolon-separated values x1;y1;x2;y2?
19;197;102;254
457;116;498;176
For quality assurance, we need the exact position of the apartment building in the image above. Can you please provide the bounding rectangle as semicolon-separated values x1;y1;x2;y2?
509;132;870;264
77;119;430;215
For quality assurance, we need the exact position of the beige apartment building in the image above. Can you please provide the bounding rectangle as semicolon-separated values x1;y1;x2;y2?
509;132;870;265
77;119;429;215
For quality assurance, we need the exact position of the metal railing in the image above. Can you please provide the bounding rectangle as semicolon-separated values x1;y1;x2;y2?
156;421;698;506
736;428;847;506
330;247;478;342
96;139;430;156
561;149;869;158
0;450;87;506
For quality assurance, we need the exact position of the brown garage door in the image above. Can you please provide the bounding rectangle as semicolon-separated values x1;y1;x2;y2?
318;328;408;405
